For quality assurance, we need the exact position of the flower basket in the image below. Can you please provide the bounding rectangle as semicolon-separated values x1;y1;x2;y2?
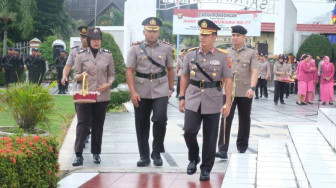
73;74;99;103
280;77;295;83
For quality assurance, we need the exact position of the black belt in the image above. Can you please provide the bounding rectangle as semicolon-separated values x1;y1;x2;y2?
189;79;221;89
136;71;166;80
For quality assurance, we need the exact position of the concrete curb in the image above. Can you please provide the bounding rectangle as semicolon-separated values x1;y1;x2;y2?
58;114;77;172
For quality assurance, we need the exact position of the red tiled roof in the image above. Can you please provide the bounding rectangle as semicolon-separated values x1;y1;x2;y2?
261;22;336;34
261;22;275;32
296;24;336;34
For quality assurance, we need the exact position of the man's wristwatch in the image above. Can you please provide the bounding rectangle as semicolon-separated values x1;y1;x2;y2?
178;96;185;101
169;88;175;92
251;86;256;91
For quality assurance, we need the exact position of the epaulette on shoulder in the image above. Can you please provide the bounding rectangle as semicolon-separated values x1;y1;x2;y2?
246;45;256;49
77;49;86;54
101;49;111;54
71;46;79;49
162;41;171;46
130;41;141;46
217;48;227;54
187;47;199;52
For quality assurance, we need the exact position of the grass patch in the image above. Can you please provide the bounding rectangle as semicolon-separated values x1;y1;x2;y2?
0;95;76;149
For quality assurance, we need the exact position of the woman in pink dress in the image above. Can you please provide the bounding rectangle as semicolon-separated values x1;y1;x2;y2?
305;58;318;104
320;56;335;105
297;54;314;105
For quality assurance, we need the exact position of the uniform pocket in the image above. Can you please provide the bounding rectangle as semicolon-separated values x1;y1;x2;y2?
135;77;145;84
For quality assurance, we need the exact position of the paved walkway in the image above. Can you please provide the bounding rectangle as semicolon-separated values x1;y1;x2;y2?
58;91;335;187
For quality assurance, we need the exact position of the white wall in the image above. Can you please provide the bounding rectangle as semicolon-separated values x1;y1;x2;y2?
293;31;316;56
273;0;297;55
123;0;157;61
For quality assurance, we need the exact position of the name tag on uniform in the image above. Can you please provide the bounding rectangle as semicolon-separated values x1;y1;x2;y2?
210;60;220;65
82;59;89;63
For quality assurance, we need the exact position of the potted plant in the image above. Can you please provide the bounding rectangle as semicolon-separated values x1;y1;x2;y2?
0;81;63;136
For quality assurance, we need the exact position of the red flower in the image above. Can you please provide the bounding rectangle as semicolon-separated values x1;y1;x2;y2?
12;158;16;164
47;171;52;175
0;149;4;154
33;136;41;143
42;139;47;146
48;146;53;153
28;142;33;147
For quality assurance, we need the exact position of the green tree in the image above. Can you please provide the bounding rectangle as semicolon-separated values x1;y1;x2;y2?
39;35;58;64
32;0;75;41
183;36;199;48
297;34;332;60
0;0;36;55
159;21;176;45
101;32;125;88
97;7;124;26
331;42;336;65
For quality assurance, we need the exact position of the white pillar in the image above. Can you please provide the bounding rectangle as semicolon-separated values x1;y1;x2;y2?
273;0;297;55
123;0;157;62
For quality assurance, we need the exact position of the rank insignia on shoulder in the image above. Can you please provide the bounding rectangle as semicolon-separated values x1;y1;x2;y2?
162;41;171;46
187;47;199;52
71;46;79;49
217;48;227;54
101;49;111;53
130;41;142;46
78;49;86;54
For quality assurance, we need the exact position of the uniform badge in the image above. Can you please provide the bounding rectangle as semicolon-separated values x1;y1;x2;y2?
192;65;197;69
201;21;207;28
210;60;220;65
190;70;196;77
212;73;216;77
203;59;206;62
150;19;156;26
227;57;232;68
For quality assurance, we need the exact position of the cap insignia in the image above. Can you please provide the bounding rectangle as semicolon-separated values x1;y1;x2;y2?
201;21;207;28
150;19;156;26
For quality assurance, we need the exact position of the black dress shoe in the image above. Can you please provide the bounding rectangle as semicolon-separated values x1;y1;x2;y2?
137;158;150;167
200;170;210;181
151;152;163;166
72;156;83;166
301;102;307;105
307;102;313;104
238;150;246;153
93;154;101;164
215;151;228;159
322;102;326;105
329;102;334;105
280;101;286;104
254;97;259;99
296;101;302;105
187;156;200;175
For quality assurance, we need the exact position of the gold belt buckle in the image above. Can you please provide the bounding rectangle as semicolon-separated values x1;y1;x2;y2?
200;80;205;90
150;73;156;81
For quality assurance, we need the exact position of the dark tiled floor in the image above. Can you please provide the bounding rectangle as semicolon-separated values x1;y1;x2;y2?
79;173;224;188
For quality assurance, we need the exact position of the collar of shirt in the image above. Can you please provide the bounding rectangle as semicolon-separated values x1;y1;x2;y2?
232;44;246;52
144;40;160;47
198;47;215;55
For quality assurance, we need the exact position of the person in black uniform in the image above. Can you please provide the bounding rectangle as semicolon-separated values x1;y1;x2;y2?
3;47;14;86
27;48;46;84
13;48;24;82
55;49;68;94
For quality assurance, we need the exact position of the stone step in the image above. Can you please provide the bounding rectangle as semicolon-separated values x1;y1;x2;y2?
288;124;336;187
318;108;336;150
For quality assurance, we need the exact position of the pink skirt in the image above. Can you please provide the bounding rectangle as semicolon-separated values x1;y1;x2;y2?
298;81;307;95
320;82;334;102
307;80;315;92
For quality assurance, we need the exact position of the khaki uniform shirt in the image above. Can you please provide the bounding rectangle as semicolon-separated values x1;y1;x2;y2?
182;47;232;114
126;40;173;99
74;48;115;102
66;45;84;67
258;60;270;79
177;59;183;76
227;45;258;97
273;62;288;81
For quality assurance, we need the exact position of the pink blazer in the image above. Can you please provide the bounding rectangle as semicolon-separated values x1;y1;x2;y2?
320;56;335;84
298;60;314;81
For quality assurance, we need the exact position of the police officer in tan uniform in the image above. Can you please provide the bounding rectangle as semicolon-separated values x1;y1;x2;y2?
179;19;233;181
61;25;88;87
273;54;289;105
255;52;271;99
72;27;115;166
176;49;187;98
216;25;258;159
126;17;175;167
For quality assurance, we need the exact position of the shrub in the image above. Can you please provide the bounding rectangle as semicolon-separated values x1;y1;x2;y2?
108;91;131;110
0;81;63;133
331;42;336;65
101;32;126;89
297;34;332;60
0;136;59;187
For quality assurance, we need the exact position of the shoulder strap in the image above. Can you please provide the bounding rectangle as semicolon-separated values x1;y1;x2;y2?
191;50;214;82
139;42;166;73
